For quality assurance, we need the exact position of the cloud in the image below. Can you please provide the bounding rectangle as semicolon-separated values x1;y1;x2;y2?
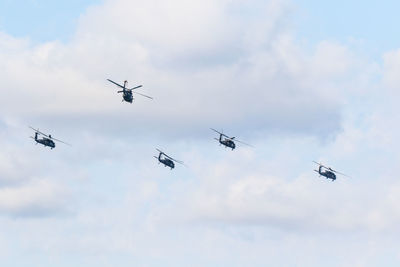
151;152;400;236
1;0;400;266
0;0;366;140
0;178;70;217
0;119;76;218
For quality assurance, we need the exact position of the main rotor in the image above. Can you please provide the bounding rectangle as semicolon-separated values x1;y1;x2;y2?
312;161;349;177
210;128;252;146
107;79;153;99
29;126;71;146
156;148;184;165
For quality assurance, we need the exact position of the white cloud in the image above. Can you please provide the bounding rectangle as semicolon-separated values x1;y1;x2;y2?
0;0;365;139
0;178;70;217
1;0;400;266
383;48;400;90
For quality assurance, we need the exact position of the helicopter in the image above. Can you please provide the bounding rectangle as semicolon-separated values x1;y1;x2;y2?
154;149;184;170
210;128;252;150
107;79;153;103
313;161;349;181
29;126;71;149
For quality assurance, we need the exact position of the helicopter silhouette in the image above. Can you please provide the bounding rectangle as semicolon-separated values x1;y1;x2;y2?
313;161;349;181
210;128;252;150
29;126;70;149
107;79;153;103
154;149;184;170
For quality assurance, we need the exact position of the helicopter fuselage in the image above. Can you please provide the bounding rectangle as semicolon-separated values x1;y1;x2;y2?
317;166;336;181
158;154;174;169
123;90;133;103
35;135;55;149
29;127;70;149
218;135;236;150
108;79;151;104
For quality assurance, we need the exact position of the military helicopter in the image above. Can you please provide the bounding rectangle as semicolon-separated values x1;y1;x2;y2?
313;161;349;181
29;126;71;149
107;79;153;103
154;149;184;170
210;128;252;150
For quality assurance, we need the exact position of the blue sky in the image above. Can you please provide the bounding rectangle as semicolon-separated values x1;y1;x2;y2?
0;0;101;42
1;0;400;266
295;0;400;59
2;0;399;55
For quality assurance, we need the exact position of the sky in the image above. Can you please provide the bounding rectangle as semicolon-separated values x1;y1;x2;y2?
1;0;400;266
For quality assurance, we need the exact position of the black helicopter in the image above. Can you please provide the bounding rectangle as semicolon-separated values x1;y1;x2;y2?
154;149;184;170
210;128;252;150
107;79;153;103
313;161;349;181
29;126;70;149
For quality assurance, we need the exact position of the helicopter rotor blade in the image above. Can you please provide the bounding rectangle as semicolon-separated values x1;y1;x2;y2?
313;161;350;177
29;126;71;146
330;169;350;178
312;161;329;169
29;126;49;138
156;149;184;165
161;152;174;160
107;79;125;89
129;85;143;90
225;134;252;147
132;91;153;99
49;136;72;146
210;128;222;135
170;157;185;165
210;128;229;138
167;156;185;165
234;138;253;147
